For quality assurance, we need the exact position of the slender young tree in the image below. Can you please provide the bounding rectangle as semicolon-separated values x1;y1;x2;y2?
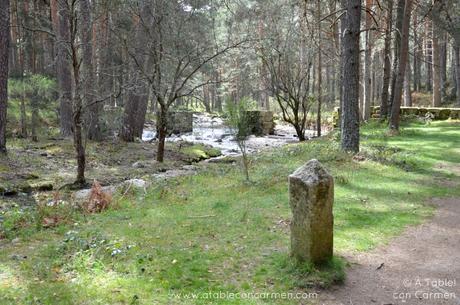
390;0;413;131
0;0;9;153
340;0;361;152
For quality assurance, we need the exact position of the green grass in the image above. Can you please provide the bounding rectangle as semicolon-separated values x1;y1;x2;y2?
1;120;459;305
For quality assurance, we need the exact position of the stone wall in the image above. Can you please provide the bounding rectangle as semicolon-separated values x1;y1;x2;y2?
245;111;275;136
166;111;193;135
333;106;460;127
370;106;460;120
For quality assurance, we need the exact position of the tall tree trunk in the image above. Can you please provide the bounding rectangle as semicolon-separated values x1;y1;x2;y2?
70;15;86;186
156;104;168;162
31;94;39;142
440;32;447;97
120;6;149;142
316;0;322;137
20;98;27;138
203;84;211;113
214;70;222;112
340;0;361;152
54;0;73;136
258;17;269;110
9;0;20;77
339;0;347;120
425;21;433;92
432;17;442;107
134;93;148;138
390;0;413;131
454;42;460;106
403;63;412;106
0;0;9;153
389;0;405;109
380;0;393;119
363;0;373;121
80;0;101;141
453;45;458;100
413;13;421;92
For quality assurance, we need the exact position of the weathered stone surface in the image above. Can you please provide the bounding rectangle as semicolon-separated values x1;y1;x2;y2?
289;159;334;264
333;106;460;126
244;111;275;136
166;112;193;135
132;160;158;168
122;179;149;189
73;185;116;202
73;179;149;202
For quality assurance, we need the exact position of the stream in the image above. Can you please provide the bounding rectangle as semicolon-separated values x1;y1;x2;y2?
142;113;316;156
1;114;316;216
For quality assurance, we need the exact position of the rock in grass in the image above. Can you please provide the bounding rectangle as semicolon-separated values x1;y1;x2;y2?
29;181;54;192
122;179;149;189
132;160;158;168
289;159;334;264
73;179;149;202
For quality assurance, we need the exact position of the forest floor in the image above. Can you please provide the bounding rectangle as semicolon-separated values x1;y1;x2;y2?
0;138;221;209
0;119;459;305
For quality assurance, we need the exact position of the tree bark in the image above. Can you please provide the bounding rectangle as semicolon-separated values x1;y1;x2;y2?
31;95;39;142
432;17;442;107
412;13;421;92
156;105;168;162
454;42;460;107
20;98;27;138
80;0;101;141
363;0;373;121
403;63;412;106
380;0;393;119
340;0;361;152
389;0;405;109
0;0;9;153
71;37;86;185
440;32;447;97
316;0;322;137
120;5;149;142
54;0;73;137
425;21;433;92
390;0;413;131
453;45;459;101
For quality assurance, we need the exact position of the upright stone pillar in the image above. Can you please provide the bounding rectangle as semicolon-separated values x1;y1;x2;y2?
289;159;334;264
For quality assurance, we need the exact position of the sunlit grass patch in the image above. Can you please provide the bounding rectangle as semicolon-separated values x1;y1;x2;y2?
0;120;459;304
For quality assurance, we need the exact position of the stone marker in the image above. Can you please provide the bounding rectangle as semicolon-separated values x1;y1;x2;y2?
289;159;333;264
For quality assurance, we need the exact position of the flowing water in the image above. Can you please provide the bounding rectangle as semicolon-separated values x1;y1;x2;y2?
142;113;316;156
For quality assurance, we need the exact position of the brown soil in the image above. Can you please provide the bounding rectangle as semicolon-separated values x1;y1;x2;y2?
318;167;460;305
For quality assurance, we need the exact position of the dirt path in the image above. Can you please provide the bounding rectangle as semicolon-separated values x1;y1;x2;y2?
318;174;460;305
